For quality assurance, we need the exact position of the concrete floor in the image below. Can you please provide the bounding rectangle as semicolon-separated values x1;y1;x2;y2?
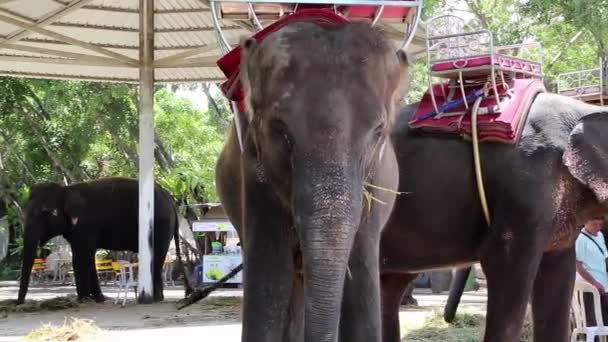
0;281;487;341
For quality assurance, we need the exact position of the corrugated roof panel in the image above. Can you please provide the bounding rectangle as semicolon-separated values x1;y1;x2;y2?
57;9;139;30
0;60;139;81
43;25;139;46
158;0;207;12
89;0;138;11
156;66;224;82
0;21;18;36
1;0;63;20
0;0;425;84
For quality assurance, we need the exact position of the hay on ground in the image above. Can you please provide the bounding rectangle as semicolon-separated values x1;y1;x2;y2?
201;296;242;308
0;295;80;313
25;318;101;341
404;310;533;342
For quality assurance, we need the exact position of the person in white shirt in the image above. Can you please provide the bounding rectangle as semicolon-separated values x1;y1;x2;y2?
575;216;608;326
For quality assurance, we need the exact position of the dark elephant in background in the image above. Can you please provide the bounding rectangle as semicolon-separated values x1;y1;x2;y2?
215;22;410;342
380;94;608;342
17;177;189;304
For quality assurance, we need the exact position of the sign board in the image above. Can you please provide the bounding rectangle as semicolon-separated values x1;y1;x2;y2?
202;254;242;284
192;220;236;233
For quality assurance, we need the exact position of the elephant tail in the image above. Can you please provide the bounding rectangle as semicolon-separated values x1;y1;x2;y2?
177;263;243;310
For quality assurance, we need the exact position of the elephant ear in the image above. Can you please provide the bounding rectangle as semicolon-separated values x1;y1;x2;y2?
64;190;85;226
563;111;608;203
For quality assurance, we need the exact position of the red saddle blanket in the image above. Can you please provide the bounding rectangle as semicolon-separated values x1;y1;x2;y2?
409;78;546;144
216;1;417;113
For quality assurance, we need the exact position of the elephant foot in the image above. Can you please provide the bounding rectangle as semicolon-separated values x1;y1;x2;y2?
92;293;106;303
402;295;418;307
77;296;96;304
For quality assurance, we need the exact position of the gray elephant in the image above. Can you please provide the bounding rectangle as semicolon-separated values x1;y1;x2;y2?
215;22;410;342
17;177;189;304
380;94;607;342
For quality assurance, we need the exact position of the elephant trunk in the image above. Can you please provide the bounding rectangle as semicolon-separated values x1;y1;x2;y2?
294;158;362;342
17;227;40;304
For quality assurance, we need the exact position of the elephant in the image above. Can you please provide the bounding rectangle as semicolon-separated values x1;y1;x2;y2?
215;22;411;342
17;177;189;304
379;93;608;342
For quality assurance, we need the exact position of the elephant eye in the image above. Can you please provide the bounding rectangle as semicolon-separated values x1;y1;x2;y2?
373;123;385;140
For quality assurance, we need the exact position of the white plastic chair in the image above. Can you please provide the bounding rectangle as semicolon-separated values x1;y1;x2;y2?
114;260;137;306
571;281;608;342
163;259;175;287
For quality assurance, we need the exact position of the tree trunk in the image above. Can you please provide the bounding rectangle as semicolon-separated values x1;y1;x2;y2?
21;109;79;183
154;134;175;172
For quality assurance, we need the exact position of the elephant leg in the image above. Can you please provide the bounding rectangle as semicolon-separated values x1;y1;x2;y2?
88;259;105;303
531;247;576;342
380;273;417;342
153;234;170;302
284;273;304;342
71;245;94;301
241;201;295;341
339;227;383;342
480;221;544;342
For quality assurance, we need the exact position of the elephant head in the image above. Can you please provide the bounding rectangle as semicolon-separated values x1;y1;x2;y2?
17;182;84;304
239;22;411;339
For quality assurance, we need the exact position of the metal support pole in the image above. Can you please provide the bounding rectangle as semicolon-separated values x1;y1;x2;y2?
138;0;154;304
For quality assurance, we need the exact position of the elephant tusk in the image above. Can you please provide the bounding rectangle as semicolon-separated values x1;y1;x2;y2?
378;141;387;162
71;217;79;226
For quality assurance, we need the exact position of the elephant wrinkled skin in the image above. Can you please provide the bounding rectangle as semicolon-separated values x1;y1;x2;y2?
215;22;410;342
380;94;608;342
17;177;188;304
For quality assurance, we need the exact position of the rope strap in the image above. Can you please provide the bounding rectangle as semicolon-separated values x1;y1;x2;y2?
471;95;491;225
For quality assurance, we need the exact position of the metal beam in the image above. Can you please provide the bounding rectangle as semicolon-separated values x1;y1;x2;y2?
14;38;216;51
155;56;220;68
0;0;95;47
0;71;225;83
154;45;218;66
0;54;128;67
52;0;211;14
48;22;243;33
137;0;155;305
1;43;133;66
0;71;137;83
0;13;139;66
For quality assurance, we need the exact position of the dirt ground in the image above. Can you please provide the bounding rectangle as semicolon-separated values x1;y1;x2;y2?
0;281;487;341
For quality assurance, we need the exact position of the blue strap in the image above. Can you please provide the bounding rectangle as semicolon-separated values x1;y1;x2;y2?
411;88;486;123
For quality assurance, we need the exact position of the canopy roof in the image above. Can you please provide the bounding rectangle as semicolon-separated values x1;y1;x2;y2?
0;0;426;84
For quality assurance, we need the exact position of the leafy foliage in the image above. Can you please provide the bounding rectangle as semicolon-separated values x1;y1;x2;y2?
403;0;604;103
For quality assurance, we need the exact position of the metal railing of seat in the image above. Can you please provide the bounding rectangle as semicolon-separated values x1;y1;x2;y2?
424;13;544;115
557;58;605;106
208;0;423;54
